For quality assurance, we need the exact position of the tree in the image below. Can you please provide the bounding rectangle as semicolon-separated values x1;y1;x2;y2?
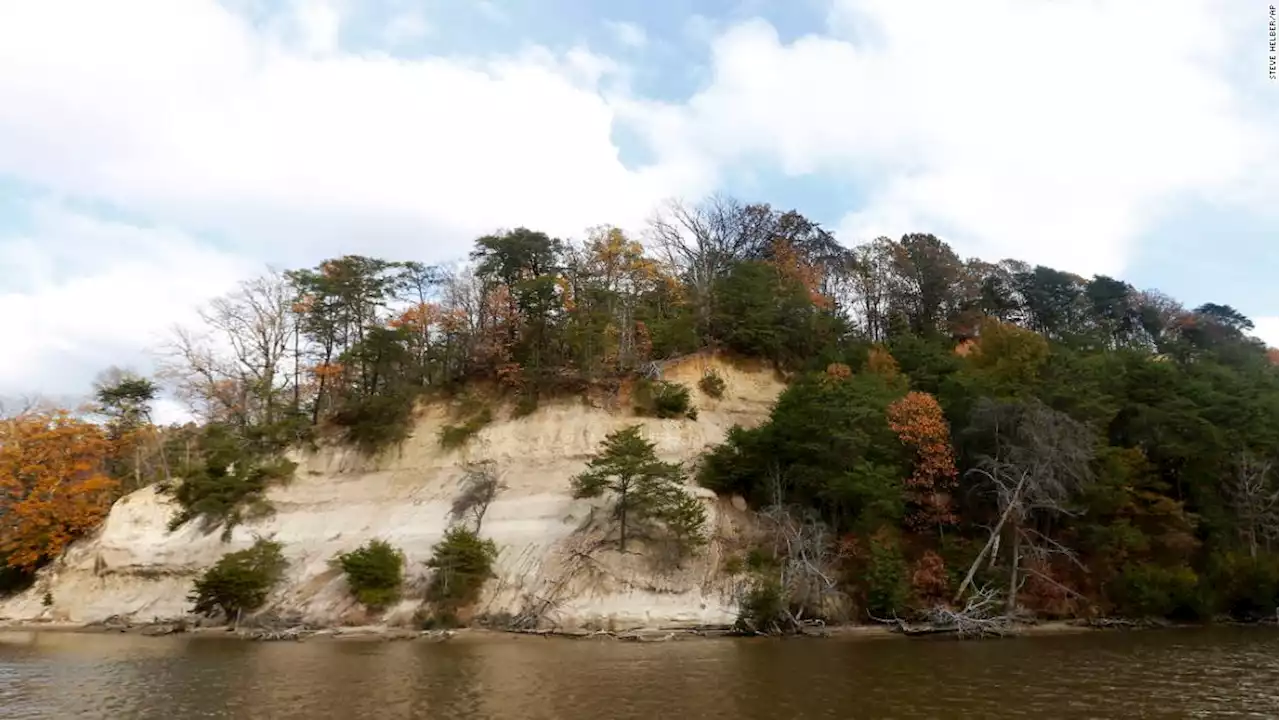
571;425;703;551
449;461;506;533
887;391;958;532
888;233;965;337
955;398;1096;611
0;410;117;571
189;538;287;620
1227;451;1278;559
93;368;163;490
335;540;404;610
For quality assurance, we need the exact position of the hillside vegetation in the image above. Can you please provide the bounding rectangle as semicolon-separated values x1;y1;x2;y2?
1;195;1275;624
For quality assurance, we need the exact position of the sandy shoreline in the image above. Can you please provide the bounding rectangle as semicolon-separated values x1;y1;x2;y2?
0;618;1224;644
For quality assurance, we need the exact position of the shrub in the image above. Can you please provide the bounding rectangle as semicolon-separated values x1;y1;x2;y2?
41;591;53;607
439;407;494;449
698;371;726;399
190;538;287;620
863;530;909;617
1109;562;1201;618
0;564;35;598
164;424;296;541
331;391;418;454
426;527;498;612
736;579;789;633
722;554;745;575
512;392;540;418
634;379;693;419
335;540;405;610
1205;552;1280;620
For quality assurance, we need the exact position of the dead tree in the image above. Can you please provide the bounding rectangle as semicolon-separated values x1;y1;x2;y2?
954;398;1095;613
744;466;842;632
1228;451;1279;558
449;461;506;533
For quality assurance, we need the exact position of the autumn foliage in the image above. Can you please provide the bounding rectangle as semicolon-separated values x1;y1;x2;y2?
886;391;958;530
0;411;118;570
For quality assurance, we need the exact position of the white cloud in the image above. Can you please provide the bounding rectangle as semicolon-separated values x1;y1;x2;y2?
0;0;708;398
0;203;252;398
0;0;1273;401
0;0;690;269
292;0;343;55
635;1;1274;276
605;20;647;48
383;9;431;46
1251;317;1280;351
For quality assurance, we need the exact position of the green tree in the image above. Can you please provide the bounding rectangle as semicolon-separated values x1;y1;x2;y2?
335;540;404;610
571;425;704;551
190;538;287;620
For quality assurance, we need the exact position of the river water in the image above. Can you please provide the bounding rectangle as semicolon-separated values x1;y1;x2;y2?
0;627;1275;719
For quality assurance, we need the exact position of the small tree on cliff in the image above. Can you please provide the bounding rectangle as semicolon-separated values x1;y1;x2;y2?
571;425;706;552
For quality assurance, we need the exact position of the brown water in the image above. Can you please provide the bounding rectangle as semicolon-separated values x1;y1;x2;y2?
0;627;1275;719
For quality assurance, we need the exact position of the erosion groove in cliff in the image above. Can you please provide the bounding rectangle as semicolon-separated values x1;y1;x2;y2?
0;354;781;629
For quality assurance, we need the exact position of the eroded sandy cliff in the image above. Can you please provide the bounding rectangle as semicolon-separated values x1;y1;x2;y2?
0;355;783;630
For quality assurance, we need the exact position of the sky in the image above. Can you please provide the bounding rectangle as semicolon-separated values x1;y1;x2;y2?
0;0;1277;422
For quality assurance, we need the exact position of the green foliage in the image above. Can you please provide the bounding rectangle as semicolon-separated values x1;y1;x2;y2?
634;380;693;419
863;531;910;617
41;590;53;607
189;538;287;620
164;424;297;541
572;425;705;553
1108;563;1201;619
698;370;727;398
699;370;907;531
1204;552;1280;621
335;540;405;610
425;527;498;612
331;390;418;454
0;563;35;598
439;407;494;450
736;578;789;633
709;260;844;367
722;554;745;575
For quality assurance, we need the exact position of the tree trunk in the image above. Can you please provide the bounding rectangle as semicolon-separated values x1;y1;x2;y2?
954;473;1028;603
1007;525;1020;614
619;490;628;552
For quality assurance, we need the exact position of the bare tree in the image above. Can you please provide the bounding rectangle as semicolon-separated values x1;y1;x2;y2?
954;398;1095;612
645;195;763;336
742;466;842;633
158;269;296;428
449;461;507;533
1228;451;1279;558
846;238;897;342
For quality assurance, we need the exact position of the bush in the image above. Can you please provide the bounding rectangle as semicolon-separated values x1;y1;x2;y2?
164;424;296;541
863;530;909;617
698;371;726;399
0;563;35;598
722;554;745;575
634;380;693;419
1204;552;1278;620
426;527;498;612
1109;562;1201;619
190;538;287;620
335;540;405;610
512;392;540;418
439;407;494;449
331;391;418;454
736;579;789;633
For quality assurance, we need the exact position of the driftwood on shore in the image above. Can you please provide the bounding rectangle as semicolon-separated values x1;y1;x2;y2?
870;586;1015;640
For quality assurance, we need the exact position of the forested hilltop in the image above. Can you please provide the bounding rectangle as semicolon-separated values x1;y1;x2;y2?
2;196;1276;627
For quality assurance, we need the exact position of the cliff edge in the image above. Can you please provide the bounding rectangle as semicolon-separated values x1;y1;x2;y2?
0;354;784;630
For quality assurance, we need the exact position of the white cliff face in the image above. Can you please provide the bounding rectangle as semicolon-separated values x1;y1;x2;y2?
0;356;782;629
